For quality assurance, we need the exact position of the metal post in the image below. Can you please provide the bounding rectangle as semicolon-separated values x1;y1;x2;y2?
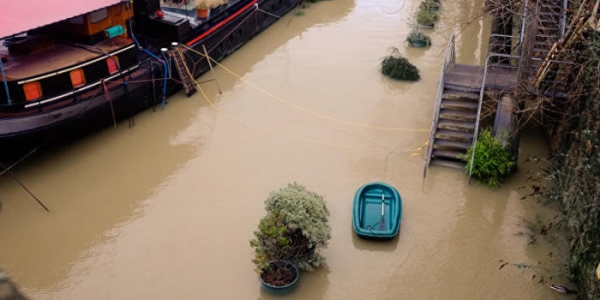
0;57;11;105
519;0;528;56
560;0;568;37
161;48;170;78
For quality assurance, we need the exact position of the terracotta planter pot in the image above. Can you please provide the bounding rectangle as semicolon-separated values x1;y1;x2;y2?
197;8;209;19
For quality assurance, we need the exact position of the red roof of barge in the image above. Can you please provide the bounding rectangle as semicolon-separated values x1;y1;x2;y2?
0;0;122;39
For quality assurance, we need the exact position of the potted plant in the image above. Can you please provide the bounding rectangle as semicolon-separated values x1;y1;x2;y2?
406;29;431;48
250;182;331;293
196;0;228;18
416;8;438;28
196;2;209;19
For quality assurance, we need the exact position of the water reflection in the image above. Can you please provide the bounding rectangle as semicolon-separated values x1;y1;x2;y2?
351;229;399;252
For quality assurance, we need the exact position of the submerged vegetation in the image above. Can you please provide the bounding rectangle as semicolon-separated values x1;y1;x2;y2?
464;129;515;188
380;47;420;81
406;29;431;48
416;6;438;27
250;182;331;272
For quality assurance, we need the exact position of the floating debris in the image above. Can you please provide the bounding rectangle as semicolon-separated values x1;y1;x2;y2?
549;284;577;294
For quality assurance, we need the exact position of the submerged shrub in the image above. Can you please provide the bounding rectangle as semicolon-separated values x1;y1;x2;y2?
416;8;438;26
406;29;432;47
464;129;516;188
380;47;420;81
250;182;331;271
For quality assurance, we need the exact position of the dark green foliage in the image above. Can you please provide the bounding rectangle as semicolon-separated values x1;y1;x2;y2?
464;129;515;188
380;47;420;81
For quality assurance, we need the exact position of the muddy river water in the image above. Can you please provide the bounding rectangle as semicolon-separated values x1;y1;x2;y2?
0;0;575;299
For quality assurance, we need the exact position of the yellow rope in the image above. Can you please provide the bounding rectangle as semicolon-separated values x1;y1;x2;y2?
174;48;395;151
180;44;429;132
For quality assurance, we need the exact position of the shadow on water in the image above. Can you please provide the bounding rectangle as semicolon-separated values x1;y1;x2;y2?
258;264;330;300
351;227;399;252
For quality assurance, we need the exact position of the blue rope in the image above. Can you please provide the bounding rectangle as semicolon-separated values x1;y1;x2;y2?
141;49;168;109
0;58;11;105
130;28;168;109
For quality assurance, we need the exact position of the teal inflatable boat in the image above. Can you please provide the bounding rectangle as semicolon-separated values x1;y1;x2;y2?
353;182;402;239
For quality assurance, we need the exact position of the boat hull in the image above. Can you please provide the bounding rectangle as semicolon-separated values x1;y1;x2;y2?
353;182;402;240
0;0;299;142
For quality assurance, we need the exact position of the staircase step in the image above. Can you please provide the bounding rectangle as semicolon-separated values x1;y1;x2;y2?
442;89;480;100
439;108;477;121
438;119;476;131
537;26;561;32
533;48;554;54
433;138;472;150
443;83;480;93
441;99;479;110
539;12;563;17
435;129;474;141
432;149;467;160
539;19;561;24
448;64;484;74
430;158;467;169
170;49;197;97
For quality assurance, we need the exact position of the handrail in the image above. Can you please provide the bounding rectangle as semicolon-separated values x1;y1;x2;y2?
423;34;456;178
520;0;529;55
488;34;522;58
560;0;568;37
468;52;521;183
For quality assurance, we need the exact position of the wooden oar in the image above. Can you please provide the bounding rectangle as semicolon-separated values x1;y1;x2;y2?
379;193;385;230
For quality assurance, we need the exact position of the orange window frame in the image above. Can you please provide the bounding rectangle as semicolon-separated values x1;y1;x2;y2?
70;69;86;88
106;56;120;74
23;82;43;101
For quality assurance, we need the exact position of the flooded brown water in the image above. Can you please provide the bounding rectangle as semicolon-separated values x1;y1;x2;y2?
0;0;575;299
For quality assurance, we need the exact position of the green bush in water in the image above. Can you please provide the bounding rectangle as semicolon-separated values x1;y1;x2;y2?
464;129;516;188
380;47;420;81
250;182;331;271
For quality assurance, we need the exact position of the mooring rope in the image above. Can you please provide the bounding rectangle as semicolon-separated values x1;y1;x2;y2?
257;8;283;19
174;48;393;151
179;44;429;132
174;48;431;154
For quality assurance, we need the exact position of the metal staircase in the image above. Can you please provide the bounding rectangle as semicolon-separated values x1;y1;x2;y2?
423;35;474;172
423;0;572;179
528;0;570;93
430;71;479;169
423;35;519;176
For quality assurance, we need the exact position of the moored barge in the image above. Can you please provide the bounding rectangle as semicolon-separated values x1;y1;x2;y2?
0;0;299;141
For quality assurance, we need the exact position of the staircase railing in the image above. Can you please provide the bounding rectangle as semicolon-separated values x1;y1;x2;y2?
560;0;568;36
423;34;456;178
488;34;523;58
468;51;521;183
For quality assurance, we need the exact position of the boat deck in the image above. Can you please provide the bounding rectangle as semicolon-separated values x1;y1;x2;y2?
357;191;392;230
0;36;134;80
